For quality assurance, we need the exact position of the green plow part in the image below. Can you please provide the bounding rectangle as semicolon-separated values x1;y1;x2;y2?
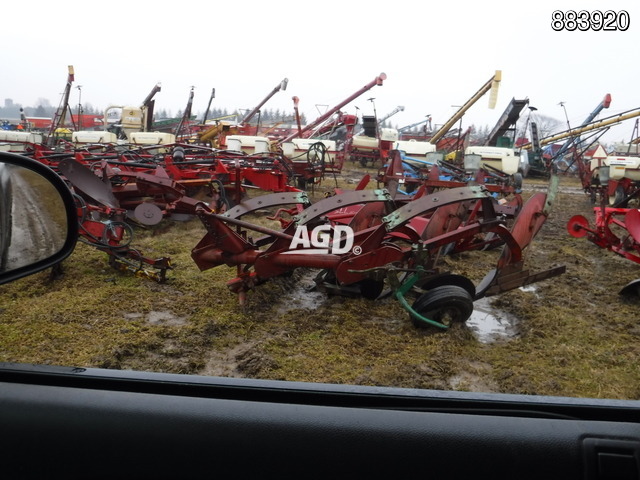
389;268;448;330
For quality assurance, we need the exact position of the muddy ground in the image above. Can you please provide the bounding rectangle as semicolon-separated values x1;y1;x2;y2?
1;169;639;400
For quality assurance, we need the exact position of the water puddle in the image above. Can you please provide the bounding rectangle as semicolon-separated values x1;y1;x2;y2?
276;270;326;314
467;296;519;343
520;285;539;296
124;310;188;326
272;268;527;342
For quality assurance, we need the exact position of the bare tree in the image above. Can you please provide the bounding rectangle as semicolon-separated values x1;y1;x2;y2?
516;112;563;141
36;98;52;109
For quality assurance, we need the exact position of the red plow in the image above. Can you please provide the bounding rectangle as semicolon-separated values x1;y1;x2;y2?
27;141;306;280
568;200;640;295
192;173;565;329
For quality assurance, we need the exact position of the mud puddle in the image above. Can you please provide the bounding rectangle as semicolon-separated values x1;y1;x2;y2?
276;269;327;314
124;310;188;326
273;268;525;343
467;295;521;343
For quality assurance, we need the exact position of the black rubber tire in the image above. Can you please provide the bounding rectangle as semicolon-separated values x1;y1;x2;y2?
410;285;474;329
512;172;523;191
610;184;627;207
357;279;385;300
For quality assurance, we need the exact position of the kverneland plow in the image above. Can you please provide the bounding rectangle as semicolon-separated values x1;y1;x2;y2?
192;175;565;329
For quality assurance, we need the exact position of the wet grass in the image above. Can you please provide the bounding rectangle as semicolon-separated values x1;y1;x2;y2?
0;168;638;399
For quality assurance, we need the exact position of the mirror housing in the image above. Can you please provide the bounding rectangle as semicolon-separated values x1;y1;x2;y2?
0;151;78;285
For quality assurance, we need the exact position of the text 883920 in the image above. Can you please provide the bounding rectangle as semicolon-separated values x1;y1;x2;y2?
551;10;629;32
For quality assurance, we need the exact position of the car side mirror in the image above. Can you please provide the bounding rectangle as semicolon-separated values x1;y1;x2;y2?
0;151;78;285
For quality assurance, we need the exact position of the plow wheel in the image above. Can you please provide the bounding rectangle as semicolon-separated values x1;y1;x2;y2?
567;215;590;238
510;172;523;192
410;285;473;329
609;185;627;207
307;142;327;167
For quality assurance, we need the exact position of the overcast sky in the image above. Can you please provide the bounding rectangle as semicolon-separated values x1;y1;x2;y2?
2;0;638;144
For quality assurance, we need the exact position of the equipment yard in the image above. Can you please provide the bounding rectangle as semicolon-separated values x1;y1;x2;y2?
2;64;640;401
1;169;638;400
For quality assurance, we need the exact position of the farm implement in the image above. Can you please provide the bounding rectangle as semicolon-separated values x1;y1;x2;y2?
23;140;304;224
561;106;640;294
378;150;524;211
58;158;174;281
7;72;392;282
53;139;305;280
191;173;565;329
567;185;640;295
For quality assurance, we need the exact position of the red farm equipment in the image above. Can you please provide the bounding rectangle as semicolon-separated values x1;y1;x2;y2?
276;72;387;187
568;203;640;295
50;138;303;281
58;158;173;281
567;158;640;296
191;172;565;329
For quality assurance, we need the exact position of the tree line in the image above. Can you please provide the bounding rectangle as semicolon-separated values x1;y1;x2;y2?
0;98;307;125
2;97;563;144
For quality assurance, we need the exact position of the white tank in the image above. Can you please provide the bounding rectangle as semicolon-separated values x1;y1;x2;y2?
226;138;242;152
379;128;398;142
0;131;42;143
225;135;272;154
0;131;43;151
395;139;436;157
254;139;270;154
465;146;519;175
72;131;118;144
595;155;640;181
352;135;379;150
128;132;175;145
281;142;295;157
289;138;337;164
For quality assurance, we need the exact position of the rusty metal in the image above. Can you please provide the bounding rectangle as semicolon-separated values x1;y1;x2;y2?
73;193;173;282
60;158;175;281
381;186;492;231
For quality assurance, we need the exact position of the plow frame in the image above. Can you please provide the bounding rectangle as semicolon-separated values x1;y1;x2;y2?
192;177;565;327
568;205;640;265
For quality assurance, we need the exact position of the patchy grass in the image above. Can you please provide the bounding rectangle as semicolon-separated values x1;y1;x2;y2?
1;166;639;400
